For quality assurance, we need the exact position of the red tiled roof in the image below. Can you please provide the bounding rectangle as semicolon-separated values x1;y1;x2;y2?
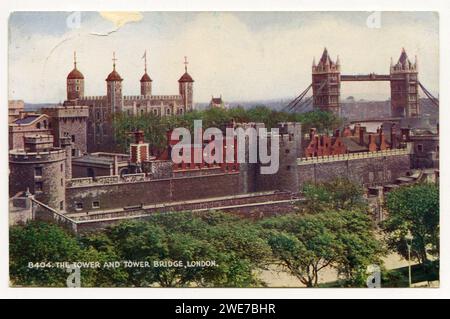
178;72;194;82
106;70;123;81
140;72;152;82
67;68;84;80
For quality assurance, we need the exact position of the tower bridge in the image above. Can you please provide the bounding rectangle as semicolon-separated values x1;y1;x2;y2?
284;48;438;119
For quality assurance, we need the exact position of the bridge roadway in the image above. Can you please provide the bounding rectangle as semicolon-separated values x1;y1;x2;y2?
340;74;404;81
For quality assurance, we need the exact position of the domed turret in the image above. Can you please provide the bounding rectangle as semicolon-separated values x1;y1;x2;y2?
66;51;84;101
178;56;194;112
106;52;123;112
140;50;152;96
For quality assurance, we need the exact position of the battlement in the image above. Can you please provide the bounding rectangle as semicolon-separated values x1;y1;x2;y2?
298;148;410;165
42;105;89;118
9;149;66;163
123;95;182;101
67;173;151;188
79;96;106;101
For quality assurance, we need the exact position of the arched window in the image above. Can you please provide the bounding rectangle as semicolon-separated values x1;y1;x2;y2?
43;120;47;129
36;122;41;129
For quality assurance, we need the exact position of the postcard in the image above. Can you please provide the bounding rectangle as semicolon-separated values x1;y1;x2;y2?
7;11;439;290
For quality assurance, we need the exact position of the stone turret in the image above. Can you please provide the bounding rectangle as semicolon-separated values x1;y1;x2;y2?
66;51;84;101
312;48;341;116
178;56;194;112
390;48;419;118
9;135;67;211
106;52;123;113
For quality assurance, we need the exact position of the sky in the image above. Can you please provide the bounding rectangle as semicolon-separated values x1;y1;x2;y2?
8;11;439;104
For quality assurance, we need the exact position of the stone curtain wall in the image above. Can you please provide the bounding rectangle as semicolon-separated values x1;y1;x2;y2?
65;172;241;213
297;151;411;188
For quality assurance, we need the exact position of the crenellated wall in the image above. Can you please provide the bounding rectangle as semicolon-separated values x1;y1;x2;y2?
65;172;242;214
297;149;412;189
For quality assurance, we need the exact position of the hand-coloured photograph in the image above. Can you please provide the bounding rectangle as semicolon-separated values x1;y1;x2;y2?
8;11;439;288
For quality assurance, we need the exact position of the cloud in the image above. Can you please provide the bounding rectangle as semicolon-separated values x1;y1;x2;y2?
8;12;439;104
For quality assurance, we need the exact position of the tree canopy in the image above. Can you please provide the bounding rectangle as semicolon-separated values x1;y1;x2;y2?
382;183;439;265
260;210;383;287
112;107;342;153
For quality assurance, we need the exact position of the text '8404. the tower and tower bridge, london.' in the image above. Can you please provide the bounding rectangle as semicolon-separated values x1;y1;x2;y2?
9;47;439;232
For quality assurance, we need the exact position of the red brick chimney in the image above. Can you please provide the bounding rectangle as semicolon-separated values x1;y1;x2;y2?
379;127;388;150
309;128;317;141
359;126;366;145
368;134;377;152
354;123;361;137
390;124;398;149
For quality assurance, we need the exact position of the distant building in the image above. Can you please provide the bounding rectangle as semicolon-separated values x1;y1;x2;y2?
8;100;25;123
9;113;52;150
303;123;392;157
209;95;225;109
63;52;194;153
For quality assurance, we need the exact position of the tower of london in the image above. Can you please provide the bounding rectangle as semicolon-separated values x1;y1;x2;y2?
64;52;194;153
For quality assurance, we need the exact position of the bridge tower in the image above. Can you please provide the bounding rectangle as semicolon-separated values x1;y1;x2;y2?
390;48;419;118
312;48;341;115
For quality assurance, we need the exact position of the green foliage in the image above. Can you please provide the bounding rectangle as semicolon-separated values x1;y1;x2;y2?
112;107;341;153
382;183;439;265
292;110;342;134
10;212;271;287
9;221;83;287
301;178;367;213
260;210;384;287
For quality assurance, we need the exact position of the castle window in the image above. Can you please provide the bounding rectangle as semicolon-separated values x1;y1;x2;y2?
417;144;423;152
71;135;76;142
34;167;42;177
60;201;64;211
285;149;290;154
35;182;43;192
286;165;291;171
36;122;41;129
92;201;100;209
75;202;83;211
61;163;64;172
71;149;76;157
76;86;79;91
61;178;64;186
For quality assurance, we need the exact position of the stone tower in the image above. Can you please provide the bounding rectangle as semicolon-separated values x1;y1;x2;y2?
106;52;123;113
140;50;152;96
390;48;419;118
312;48;341;116
255;122;301;194
9;135;67;211
178;56;194;112
66;51;84;101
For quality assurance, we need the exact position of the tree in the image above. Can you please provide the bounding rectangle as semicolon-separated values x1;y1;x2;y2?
301;178;367;213
260;211;383;287
10;221;84;287
382;183;439;265
82;212;271;287
292;110;342;134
